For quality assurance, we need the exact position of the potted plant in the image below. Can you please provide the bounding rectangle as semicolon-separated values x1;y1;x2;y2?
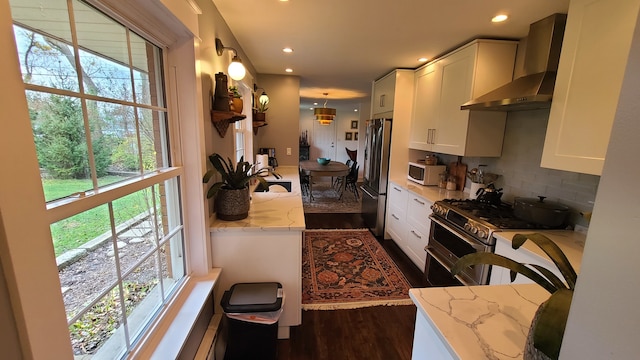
228;85;243;113
203;153;269;220
452;233;577;360
254;96;269;122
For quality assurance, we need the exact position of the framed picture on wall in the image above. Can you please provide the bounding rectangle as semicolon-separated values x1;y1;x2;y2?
351;120;358;129
354;132;358;141
345;132;353;141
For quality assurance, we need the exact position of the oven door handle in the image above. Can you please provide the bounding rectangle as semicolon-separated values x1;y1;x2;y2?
429;216;489;250
425;247;475;286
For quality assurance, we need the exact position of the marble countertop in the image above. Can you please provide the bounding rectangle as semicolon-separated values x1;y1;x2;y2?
495;230;586;273
209;166;306;232
410;284;550;359
389;177;469;203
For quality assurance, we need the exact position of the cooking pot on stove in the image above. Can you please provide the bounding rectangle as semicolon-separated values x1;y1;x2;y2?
475;183;503;205
513;196;569;228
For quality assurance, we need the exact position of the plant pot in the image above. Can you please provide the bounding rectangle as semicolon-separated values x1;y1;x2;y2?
524;301;553;360
230;98;243;113
254;112;266;122
214;186;250;221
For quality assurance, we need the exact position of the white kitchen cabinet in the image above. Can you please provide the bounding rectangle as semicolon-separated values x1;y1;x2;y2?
385;182;432;270
409;61;441;150
210;230;302;339
372;71;397;116
489;236;561;285
411;310;455;360
409;40;517;156
432;40;517;157
541;0;640;175
385;182;408;245
404;193;433;270
371;70;414;180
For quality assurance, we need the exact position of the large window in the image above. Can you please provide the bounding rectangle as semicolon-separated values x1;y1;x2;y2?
10;0;185;357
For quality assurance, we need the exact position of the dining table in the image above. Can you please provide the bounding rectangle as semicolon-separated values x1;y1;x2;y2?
299;160;350;201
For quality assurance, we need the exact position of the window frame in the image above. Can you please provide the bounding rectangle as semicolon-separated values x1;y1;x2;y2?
12;1;189;356
1;0;212;358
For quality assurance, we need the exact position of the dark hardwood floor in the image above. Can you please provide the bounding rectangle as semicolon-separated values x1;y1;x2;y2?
276;213;427;360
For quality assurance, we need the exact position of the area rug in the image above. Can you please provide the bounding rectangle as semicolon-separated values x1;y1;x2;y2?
302;229;413;310
303;181;362;214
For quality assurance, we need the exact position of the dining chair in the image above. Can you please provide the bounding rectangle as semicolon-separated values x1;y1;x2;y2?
299;167;310;197
345;164;359;200
333;159;353;190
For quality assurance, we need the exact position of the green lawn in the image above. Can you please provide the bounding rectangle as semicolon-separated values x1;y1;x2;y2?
43;177;159;256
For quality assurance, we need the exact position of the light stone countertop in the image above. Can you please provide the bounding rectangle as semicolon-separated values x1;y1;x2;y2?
209;166;306;232
410;284;550;360
389;177;469;203
495;230;586;273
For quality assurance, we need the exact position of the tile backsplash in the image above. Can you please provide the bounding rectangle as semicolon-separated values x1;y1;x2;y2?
427;109;599;228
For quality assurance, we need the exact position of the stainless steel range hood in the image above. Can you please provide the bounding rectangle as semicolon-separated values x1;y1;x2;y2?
461;13;567;111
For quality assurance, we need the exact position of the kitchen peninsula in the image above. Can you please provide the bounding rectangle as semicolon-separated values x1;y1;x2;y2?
209;166;305;339
409;230;585;359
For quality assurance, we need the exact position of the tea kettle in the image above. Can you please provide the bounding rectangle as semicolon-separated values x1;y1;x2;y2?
475;183;503;205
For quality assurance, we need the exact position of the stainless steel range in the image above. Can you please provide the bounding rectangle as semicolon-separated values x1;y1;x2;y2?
425;198;546;287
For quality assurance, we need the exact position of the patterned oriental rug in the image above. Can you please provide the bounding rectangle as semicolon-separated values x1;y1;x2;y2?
303;182;362;214
302;229;413;310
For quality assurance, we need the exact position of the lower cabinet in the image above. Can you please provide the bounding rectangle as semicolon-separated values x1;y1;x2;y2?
489;237;560;285
210;230;302;339
411;310;455;360
385;182;433;270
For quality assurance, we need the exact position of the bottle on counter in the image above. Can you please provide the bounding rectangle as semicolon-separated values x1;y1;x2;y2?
439;173;447;189
446;175;457;191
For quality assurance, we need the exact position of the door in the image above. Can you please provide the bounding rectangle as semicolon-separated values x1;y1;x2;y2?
311;120;336;160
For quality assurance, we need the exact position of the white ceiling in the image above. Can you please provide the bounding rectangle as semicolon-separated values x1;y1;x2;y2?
213;0;570;115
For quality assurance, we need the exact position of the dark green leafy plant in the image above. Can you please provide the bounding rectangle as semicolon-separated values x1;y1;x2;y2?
202;153;271;199
451;233;577;360
257;97;269;113
229;86;241;98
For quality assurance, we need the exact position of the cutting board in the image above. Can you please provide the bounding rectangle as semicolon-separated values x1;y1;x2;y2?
449;160;467;192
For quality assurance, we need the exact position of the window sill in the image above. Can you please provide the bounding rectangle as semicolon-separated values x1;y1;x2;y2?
129;268;222;359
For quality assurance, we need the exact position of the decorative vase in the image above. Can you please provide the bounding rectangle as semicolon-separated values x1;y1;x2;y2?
524;301;553;360
214;186;250;221
230;98;243;113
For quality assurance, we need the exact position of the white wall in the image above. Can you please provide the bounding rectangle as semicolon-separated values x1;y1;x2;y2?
559;9;640;358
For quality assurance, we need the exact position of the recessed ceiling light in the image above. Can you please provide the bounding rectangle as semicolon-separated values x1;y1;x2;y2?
285;68;293;73
354;109;358;112
492;14;508;23
418;57;428;62
283;47;293;53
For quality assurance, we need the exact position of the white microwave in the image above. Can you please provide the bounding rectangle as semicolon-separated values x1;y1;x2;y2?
408;162;446;186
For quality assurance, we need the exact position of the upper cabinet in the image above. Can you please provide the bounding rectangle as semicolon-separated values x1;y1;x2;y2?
372;71;398;116
409;61;442;150
409;40;517;156
541;0;640;175
371;70;414;179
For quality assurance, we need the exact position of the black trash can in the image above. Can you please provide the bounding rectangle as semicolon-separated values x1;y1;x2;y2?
220;282;283;360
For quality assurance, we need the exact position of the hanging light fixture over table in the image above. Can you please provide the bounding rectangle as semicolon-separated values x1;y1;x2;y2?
314;93;336;125
216;38;246;81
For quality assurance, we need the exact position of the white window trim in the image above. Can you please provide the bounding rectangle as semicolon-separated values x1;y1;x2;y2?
1;0;214;358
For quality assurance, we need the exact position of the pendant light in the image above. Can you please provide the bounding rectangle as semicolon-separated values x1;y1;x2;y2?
314;93;336;125
215;38;246;81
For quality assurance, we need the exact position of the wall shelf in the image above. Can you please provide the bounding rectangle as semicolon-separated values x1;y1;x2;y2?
211;110;246;137
252;121;267;135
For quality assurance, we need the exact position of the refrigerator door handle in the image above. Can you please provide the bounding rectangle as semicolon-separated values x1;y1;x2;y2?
360;185;378;200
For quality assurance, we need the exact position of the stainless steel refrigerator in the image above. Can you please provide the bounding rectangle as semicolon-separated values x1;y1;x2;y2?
360;118;392;236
